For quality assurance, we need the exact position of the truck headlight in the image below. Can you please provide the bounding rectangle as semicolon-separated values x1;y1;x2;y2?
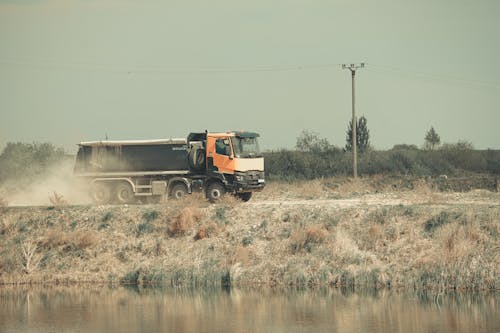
235;175;244;181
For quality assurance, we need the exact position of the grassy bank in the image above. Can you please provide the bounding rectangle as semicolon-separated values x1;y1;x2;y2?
0;179;498;291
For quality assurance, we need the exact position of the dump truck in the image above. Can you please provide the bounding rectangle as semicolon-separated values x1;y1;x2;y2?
74;131;265;204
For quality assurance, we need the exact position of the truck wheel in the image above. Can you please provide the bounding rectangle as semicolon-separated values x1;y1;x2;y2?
115;183;134;204
170;183;188;200
90;183;111;205
236;192;252;202
206;182;225;203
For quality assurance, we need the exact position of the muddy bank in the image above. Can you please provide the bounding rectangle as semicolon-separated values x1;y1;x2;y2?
0;189;498;290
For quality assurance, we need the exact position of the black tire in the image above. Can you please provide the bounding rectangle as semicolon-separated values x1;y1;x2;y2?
90;182;111;205
188;147;206;171
236;192;252;202
206;182;225;203
115;183;134;204
170;183;188;200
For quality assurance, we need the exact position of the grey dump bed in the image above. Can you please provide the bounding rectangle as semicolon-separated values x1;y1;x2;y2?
74;139;190;174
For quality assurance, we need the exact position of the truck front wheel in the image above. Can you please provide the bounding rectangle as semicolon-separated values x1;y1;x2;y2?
90;183;111;205
206;182;225;203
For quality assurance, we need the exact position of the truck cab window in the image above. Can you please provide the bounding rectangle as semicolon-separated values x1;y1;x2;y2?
215;138;231;156
231;136;261;158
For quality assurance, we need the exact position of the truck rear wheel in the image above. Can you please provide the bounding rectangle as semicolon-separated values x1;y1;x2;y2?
236;192;252;202
90;183;111;205
115;183;134;204
170;183;188;200
206;182;225;203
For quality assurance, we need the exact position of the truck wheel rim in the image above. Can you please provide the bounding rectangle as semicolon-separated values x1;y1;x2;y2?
118;189;131;201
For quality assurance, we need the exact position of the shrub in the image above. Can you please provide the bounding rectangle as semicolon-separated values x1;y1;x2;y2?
142;210;159;223
242;236;253;246
424;211;462;235
49;191;67;207
264;145;500;179
41;230;97;251
0;142;67;185
194;222;219;240
168;207;203;237
136;222;154;237
122;270;140;284
290;225;327;254
102;211;113;222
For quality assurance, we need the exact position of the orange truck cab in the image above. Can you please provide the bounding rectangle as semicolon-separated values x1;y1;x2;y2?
188;131;265;202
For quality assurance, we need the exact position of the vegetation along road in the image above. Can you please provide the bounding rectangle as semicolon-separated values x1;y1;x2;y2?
1;177;498;292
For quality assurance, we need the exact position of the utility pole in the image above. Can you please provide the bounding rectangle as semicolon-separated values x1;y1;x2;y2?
342;63;364;178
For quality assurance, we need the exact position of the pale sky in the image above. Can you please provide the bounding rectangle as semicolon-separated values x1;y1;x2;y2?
1;0;499;153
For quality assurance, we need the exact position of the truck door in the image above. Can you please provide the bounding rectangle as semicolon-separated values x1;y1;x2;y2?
208;137;235;174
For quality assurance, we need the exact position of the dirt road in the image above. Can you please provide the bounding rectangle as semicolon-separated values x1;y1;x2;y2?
251;191;500;209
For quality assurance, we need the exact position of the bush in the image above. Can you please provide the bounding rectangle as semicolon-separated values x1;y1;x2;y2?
142;210;159;223
424;211;462;235
167;207;203;237
0;142;67;185
290;225;327;254
194;222;219;240
264;147;500;180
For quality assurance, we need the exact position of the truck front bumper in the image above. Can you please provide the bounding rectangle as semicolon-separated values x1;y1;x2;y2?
234;171;265;192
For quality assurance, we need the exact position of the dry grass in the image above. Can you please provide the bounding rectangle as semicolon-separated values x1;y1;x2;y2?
230;246;251;266
216;193;243;206
0;183;497;290
41;229;98;250
290;225;328;254
166;192;208;209
194;222;220;240
0;215;16;236
167;207;204;237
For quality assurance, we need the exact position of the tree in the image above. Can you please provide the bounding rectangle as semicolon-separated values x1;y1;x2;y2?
345;115;370;153
296;130;333;153
424;127;441;150
0;142;66;184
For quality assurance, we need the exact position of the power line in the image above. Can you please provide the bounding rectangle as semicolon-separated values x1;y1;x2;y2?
0;57;498;89
0;58;342;74
366;63;500;89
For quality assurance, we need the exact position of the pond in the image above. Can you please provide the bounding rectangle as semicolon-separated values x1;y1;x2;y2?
0;286;498;333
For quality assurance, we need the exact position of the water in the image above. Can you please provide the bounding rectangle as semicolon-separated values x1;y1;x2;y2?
0;286;498;333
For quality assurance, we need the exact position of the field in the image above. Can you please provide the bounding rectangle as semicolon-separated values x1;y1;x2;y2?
0;177;498;291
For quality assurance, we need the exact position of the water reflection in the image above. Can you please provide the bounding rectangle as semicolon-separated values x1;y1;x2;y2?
0;286;498;333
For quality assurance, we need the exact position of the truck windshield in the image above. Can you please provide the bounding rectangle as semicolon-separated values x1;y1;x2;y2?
231;137;261;158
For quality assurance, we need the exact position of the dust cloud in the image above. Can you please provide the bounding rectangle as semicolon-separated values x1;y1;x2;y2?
0;159;91;206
